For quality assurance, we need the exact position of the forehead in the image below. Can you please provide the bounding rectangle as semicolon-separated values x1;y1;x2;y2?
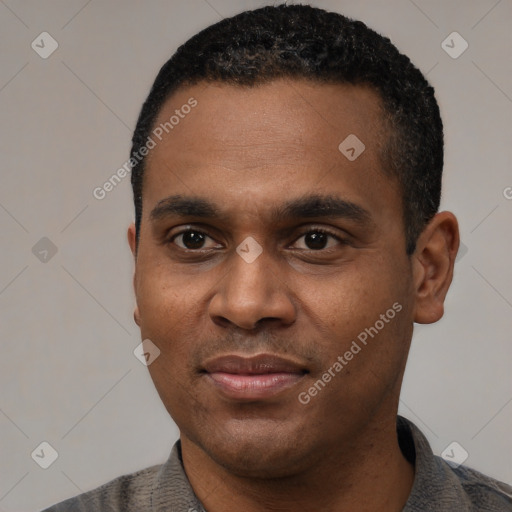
150;78;384;162
142;79;398;222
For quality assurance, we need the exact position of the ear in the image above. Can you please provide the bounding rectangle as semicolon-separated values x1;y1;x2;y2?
128;222;137;258
412;211;460;324
127;223;141;326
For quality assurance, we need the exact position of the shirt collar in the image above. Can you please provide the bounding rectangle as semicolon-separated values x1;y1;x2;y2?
151;440;206;512
399;415;472;511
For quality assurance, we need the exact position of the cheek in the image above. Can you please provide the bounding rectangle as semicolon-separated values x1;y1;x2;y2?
303;254;411;387
136;259;197;333
137;273;202;418
134;258;220;371
308;254;405;330
135;269;193;376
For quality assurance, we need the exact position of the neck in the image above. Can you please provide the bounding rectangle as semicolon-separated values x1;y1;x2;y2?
181;415;415;512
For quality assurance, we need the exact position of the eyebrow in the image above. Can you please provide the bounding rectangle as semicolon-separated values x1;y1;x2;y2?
150;193;372;225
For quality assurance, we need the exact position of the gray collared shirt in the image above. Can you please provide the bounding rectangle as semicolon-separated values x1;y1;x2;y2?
41;416;512;511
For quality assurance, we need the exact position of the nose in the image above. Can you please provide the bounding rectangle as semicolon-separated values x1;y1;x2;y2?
208;245;297;330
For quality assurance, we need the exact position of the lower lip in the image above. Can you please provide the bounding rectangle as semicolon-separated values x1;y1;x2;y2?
207;372;304;400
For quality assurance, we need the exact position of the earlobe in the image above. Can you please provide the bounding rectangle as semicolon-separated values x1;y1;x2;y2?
133;307;141;326
412;211;459;324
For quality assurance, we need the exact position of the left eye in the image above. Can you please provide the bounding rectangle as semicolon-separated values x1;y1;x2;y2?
292;230;341;250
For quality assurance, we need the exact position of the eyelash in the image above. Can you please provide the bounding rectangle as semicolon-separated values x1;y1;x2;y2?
166;226;347;252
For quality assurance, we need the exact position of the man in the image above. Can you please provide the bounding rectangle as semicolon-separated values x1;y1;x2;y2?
43;4;512;511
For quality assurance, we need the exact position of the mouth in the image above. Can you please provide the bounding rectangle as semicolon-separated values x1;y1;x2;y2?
201;353;309;401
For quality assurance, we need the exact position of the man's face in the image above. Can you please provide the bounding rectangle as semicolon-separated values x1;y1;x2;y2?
129;79;416;477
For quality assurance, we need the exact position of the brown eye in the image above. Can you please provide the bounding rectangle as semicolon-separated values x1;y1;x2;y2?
303;232;329;250
180;231;206;249
292;229;342;251
170;229;220;250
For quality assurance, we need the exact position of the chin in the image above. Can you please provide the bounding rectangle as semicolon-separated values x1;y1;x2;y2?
194;417;315;479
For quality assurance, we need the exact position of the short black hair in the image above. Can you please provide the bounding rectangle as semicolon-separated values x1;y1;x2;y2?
130;3;443;254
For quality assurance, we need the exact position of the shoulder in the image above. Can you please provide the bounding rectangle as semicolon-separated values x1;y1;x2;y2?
40;463;162;512
40;441;204;512
398;416;512;511
449;461;512;511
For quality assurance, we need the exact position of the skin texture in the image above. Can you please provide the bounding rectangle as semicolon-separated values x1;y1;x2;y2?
127;79;459;511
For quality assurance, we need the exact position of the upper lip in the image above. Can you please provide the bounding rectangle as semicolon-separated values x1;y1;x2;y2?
202;354;308;375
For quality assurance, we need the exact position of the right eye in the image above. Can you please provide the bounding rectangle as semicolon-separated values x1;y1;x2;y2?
167;228;222;251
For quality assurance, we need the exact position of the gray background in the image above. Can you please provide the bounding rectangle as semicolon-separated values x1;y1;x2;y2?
0;1;511;510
